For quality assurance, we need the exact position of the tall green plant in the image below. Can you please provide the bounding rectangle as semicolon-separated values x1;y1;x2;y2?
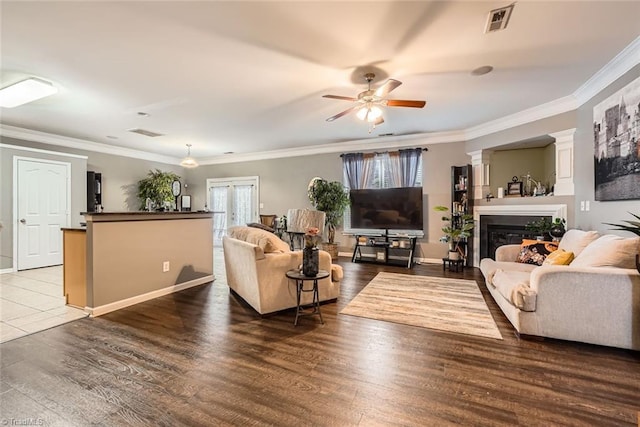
434;205;474;253
137;169;180;210
604;212;640;236
307;178;350;244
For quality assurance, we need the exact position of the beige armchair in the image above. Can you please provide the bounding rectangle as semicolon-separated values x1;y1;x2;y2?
223;226;342;315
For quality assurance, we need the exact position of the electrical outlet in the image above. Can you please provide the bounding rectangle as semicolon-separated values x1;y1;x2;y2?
585;200;590;211
580;201;585;211
162;261;170;272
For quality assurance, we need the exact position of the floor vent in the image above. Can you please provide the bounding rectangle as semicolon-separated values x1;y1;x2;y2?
485;4;514;33
127;128;164;137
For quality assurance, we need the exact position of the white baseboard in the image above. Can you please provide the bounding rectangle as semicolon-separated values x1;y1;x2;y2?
86;275;215;317
0;268;15;274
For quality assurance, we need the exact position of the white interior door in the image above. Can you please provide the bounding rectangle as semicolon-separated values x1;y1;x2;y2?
16;158;70;270
207;177;259;246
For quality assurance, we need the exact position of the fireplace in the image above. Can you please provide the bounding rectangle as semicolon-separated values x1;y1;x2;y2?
480;215;549;260
473;204;567;265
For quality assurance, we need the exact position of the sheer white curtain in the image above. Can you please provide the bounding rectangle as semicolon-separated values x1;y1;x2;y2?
211;186;227;245
233;185;254;226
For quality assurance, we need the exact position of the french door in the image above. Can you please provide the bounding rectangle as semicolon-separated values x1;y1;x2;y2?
207;177;259;246
16;157;70;270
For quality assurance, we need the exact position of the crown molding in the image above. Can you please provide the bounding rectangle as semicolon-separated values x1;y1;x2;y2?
199;130;466;165
0;124;181;165
573;35;640;106
0;142;88;159
464;95;579;141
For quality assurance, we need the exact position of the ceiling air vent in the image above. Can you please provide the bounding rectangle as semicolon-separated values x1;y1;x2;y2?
127;128;164;138
485;4;514;33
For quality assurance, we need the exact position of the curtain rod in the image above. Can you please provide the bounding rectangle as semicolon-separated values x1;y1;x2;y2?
340;148;428;157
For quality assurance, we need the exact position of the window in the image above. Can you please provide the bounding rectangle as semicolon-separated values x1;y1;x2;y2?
342;149;423;232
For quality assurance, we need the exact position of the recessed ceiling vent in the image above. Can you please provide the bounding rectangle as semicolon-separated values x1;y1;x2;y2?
485;4;514;33
127;128;164;138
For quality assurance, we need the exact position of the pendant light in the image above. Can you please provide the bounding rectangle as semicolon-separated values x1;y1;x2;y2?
180;144;199;168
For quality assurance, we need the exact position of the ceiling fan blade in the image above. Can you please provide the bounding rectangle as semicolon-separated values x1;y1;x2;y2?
326;105;360;122
322;94;358;101
374;79;402;97
386;99;426;108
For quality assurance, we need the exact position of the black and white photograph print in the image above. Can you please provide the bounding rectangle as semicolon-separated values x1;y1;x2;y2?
593;75;640;201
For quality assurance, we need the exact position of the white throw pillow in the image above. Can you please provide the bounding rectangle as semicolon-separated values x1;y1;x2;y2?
558;230;600;257
570;234;640;269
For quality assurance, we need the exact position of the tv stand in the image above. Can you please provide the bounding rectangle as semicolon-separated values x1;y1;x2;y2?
351;231;417;268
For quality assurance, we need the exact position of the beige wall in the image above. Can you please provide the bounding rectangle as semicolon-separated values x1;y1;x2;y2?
185;153;344;216
186;142;471;261
489;147;551;197
87;215;213;308
573;63;640;233
0;137;183;270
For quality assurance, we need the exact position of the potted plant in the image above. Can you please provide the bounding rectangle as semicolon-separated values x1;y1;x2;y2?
548;218;567;241
307;178;350;245
525;217;554;241
137;169;181;211
604;212;640;273
434;205;474;260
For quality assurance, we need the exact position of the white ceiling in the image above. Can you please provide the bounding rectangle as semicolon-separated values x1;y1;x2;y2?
1;1;639;162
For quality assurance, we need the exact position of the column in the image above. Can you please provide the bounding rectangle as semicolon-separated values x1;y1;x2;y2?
550;128;576;196
468;150;492;200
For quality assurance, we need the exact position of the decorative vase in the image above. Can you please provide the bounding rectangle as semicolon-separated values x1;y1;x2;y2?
448;251;460;261
549;226;566;242
303;247;319;277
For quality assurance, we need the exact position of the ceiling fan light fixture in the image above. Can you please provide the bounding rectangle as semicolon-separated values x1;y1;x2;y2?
357;105;382;122
0;77;58;108
180;144;199;168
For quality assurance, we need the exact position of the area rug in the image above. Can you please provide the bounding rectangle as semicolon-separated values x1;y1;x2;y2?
340;272;502;340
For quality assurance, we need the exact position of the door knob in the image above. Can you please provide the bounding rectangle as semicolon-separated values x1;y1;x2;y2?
19;219;26;224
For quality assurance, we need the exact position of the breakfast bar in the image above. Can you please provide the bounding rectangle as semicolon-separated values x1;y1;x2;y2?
63;211;214;316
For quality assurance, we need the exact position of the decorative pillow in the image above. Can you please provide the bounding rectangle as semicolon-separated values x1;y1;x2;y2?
247;222;275;233
542;249;574;266
570;234;640;269
516;239;559;266
228;226;290;253
558;230;600;258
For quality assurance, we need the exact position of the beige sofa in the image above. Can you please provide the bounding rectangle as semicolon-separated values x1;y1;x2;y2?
480;230;640;350
223;226;343;315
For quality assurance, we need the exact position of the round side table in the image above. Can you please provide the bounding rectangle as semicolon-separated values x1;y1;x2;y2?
285;269;329;326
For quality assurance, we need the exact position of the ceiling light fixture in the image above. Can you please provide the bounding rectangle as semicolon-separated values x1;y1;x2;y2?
0;77;58;108
180;144;199;168
356;104;383;122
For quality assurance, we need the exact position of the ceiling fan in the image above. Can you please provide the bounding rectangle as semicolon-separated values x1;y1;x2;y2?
323;72;426;126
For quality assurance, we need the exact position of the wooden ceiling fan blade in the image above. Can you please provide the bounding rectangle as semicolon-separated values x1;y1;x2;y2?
374;79;402;97
326;105;360;122
386;99;426;108
323;95;358;101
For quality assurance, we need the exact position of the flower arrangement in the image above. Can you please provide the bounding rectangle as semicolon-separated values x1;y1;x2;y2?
304;227;320;248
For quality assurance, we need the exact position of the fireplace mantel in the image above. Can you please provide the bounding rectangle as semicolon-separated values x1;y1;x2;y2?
473;204;567;265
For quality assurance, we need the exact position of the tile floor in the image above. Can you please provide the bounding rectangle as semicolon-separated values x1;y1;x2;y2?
0;265;87;343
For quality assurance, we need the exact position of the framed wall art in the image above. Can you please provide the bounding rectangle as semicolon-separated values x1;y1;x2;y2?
593;75;640;201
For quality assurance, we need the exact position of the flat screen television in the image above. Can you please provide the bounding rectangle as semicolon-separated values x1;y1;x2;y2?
350;187;423;231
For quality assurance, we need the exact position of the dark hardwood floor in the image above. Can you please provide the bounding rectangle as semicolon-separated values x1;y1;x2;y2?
1;259;639;426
